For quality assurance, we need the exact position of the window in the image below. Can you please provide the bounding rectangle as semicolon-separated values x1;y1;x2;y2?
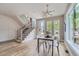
67;3;79;44
37;20;45;35
68;8;74;42
20;15;30;24
32;18;36;28
75;4;79;31
74;4;79;44
47;20;53;33
54;20;60;39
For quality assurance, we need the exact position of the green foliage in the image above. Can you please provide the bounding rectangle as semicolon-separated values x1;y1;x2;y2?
54;22;60;30
20;15;28;22
54;20;60;30
75;17;79;29
47;21;52;31
69;4;79;30
47;20;60;32
75;4;79;29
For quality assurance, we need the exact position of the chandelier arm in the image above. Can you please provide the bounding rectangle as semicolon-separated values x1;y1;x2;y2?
42;4;55;17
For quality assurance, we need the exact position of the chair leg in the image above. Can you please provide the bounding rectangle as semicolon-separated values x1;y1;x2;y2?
45;41;47;49
48;45;51;54
43;43;45;54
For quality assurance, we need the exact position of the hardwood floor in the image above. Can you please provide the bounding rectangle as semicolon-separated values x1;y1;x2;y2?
0;39;70;56
0;29;70;56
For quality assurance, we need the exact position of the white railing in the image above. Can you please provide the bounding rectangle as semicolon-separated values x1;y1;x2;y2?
16;23;33;42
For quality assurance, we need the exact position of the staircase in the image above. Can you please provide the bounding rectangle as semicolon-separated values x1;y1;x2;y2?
16;23;33;43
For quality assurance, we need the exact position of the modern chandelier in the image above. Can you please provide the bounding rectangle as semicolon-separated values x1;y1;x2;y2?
42;4;55;17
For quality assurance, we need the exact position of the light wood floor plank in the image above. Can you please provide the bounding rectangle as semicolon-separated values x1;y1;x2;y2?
0;39;70;56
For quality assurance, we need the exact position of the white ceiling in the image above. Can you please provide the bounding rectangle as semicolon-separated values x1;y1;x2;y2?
0;3;68;19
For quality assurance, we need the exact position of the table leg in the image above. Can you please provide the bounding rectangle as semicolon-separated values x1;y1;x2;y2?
52;41;53;56
37;38;39;53
57;46;59;56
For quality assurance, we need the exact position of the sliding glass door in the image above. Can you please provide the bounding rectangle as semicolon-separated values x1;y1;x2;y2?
46;20;60;38
53;20;60;39
37;19;60;39
37;20;45;35
46;20;53;34
54;20;60;34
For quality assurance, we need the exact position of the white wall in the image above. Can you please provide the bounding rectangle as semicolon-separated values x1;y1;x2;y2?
0;15;21;42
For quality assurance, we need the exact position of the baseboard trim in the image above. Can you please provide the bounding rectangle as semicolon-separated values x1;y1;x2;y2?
60;40;64;43
0;39;15;44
